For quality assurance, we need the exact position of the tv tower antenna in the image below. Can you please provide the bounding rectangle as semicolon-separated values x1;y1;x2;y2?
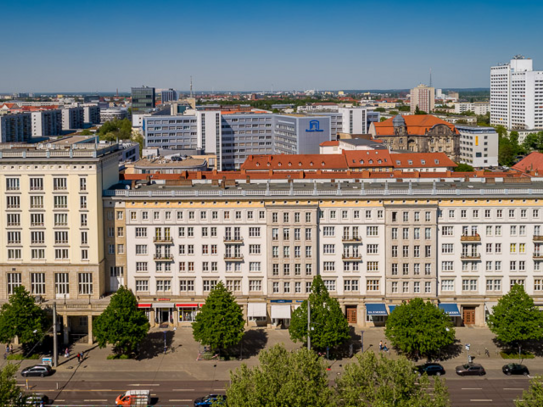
429;68;432;88
190;76;193;98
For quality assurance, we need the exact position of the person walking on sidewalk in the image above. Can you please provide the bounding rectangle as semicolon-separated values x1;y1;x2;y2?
379;340;383;352
383;342;389;352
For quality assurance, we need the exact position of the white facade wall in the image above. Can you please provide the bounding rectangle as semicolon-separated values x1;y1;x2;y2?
458;126;499;167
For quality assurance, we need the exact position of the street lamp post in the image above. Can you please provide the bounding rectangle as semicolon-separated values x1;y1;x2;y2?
307;300;311;351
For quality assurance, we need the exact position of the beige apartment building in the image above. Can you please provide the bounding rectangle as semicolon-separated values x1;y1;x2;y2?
410;84;435;114
0;139;119;344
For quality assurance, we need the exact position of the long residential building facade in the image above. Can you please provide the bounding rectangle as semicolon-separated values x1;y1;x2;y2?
104;172;543;329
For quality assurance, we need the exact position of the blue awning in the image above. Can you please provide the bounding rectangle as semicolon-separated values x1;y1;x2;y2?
388;305;397;313
439;303;461;317
366;303;388;316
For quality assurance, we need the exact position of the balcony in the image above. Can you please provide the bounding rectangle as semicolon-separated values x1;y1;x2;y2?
153;254;173;261
153;237;173;244
342;236;362;243
534;235;543;241
342;254;362;261
224;254;244;261
461;253;481;260
534;252;543;259
223;237;244;244
461;234;481;242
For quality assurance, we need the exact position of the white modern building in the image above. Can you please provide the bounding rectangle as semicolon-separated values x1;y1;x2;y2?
100;108;129;124
457;126;499;168
83;105;100;125
491;55;543;130
31;110;63;137
454;102;490;116
61;107;84;130
0;113;32;142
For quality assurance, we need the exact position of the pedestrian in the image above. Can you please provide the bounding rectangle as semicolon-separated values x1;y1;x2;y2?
65;347;70;358
5;345;8;354
379;340;383;352
383;342;389;352
78;352;82;363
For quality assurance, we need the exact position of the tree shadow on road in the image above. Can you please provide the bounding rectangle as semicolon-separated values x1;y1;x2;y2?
492;337;543;357
137;331;176;360
234;329;268;360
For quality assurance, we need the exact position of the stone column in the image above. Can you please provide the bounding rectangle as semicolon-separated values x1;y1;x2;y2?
63;314;70;345
87;315;93;345
173;309;179;327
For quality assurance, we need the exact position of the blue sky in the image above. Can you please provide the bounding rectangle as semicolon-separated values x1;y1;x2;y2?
1;0;542;92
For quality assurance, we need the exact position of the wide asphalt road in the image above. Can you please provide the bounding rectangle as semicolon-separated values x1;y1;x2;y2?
19;373;535;406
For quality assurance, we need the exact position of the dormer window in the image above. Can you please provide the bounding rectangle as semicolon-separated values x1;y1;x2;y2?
396;160;401;165
278;162;282;167
421;160;426;165
256;163;260;167
369;159;374;164
435;159;439;164
408;160;413;165
267;163;271;167
378;159;382;164
288;162;292;166
310;162;313;166
321;162;325;166
359;160;364;164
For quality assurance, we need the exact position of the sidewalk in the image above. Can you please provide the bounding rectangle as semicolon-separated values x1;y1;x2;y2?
16;326;540;382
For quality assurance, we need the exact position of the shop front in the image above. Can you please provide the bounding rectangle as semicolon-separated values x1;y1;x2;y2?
247;303;267;326
137;303;152;323
438;303;462;326
270;300;292;329
152;302;174;325
365;303;388;327
177;303;201;324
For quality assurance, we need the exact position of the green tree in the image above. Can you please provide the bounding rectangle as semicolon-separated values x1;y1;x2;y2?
226;344;334;407
499;136;517;166
93;286;149;356
487;284;543;358
454;163;475;172
97;118;132;141
192;281;245;352
516;376;543;407
336;351;450;407
415;105;428;115
0;364;26;406
133;133;144;158
374;107;386;112
289;275;350;350
80;129;93;135
0;286;48;350
398;105;410;112
522;131;543;153
385;298;455;359
379;117;388;122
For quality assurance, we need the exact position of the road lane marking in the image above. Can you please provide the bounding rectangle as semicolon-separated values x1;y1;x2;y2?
84;400;108;402
170;400;192;402
128;383;160;386
504;388;524;390
214;388;225;391
173;389;195;391
462;388;483;390
470;400;493;402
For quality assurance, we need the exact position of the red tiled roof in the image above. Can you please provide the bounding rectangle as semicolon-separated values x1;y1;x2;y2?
320;140;339;147
241;154;348;171
513;152;543;172
390;153;457;168
373;115;459;136
342;150;393;168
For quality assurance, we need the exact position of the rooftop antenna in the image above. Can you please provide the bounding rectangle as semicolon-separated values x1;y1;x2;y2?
429;68;432;88
190;76;193;99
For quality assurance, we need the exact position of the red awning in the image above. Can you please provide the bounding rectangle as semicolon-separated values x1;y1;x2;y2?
138;304;152;308
199;303;205;307
176;303;198;308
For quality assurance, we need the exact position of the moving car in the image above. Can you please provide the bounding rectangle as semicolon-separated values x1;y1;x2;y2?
502;363;529;376
24;394;50;405
415;363;445;376
20;365;53;378
115;390;150;406
455;363;486;376
194;394;227;406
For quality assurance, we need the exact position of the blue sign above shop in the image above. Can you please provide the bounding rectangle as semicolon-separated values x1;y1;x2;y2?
270;299;293;303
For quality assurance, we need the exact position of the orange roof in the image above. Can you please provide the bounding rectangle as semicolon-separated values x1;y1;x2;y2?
241;154;348;171
0;103;16;109
342;150;393;168
320;140;339;147
513;152;543;173
390;153;457;168
373;115;459;136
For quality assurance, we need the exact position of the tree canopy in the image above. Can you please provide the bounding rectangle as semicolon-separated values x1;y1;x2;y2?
487;284;543;355
454;163;475;172
516;376;543;407
384;298;455;359
0;364;26;406
192;281;245;351
336;351;450;407
93;286;150;355
289;275;350;350
522;131;543;153
0;286;48;349
226;344;334;407
98;118;132;141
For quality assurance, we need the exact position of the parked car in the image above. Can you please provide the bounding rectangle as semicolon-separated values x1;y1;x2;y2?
194;394;227;406
20;365;53;378
456;363;486;376
502;363;529;376
415;363;445;376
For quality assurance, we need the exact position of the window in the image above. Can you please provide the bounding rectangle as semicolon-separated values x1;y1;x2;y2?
442;261;454;271
226;280;241;292
80;196;87;209
403;212;409;222
367;226;378;236
6;196;20;209
55;249;69;259
442;244;454;254
79;177;87;191
136;245;147;255
31;249;45;259
78;273;93;294
30;196;44;209
441;279;454;291
402;282;409;293
156;279;172;292
413;281;420;293
442;226;454;236
402;228;409;239
486;279;501;291
413;245;420;257
323;280;336;291
249;262;261;272
425;282;431;293
391;228;398;239
7;273;21;294
344;279;359;291
391;282;398;293
402;263;409;275
8;231;21;244
6;178;20;191
8;213;20;226
323;244;335;254
366;279;380;291
54;196;67;209
53;177;67;190
305;212;311;222
391;246;398;257
367;261;378;271
249;227;260;237
534;279;542;291
462;279;477;291
510;279;525;288
305;246;312;257
306;264;312;276
135;280;149;292
55;273;69;295
403;246;409;257
323;227;335;237
272;282;279;293
249;280;262;291
249;244;261;255
305;228;312;240
323;262;335;272
391;263;398;275
81;231;88;245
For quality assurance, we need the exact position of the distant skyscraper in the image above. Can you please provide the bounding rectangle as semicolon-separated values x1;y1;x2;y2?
131;86;156;112
490;55;543;130
410;84;435;114
161;89;178;103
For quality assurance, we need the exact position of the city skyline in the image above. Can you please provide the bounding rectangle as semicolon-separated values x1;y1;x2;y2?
2;0;542;93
